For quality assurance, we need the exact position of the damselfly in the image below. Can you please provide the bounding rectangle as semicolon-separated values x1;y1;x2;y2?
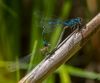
41;17;82;49
42;17;84;59
7;17;83;72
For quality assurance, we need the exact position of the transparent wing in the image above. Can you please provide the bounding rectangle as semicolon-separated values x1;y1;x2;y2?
40;17;62;33
7;54;31;72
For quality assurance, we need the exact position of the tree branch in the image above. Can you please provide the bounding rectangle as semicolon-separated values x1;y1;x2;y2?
19;13;100;83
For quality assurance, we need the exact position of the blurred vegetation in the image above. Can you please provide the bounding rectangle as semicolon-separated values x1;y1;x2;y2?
0;0;100;83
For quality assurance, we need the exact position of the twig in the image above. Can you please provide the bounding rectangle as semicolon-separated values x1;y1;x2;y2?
19;13;100;83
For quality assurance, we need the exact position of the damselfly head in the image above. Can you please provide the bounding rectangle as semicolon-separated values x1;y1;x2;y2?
40;39;51;55
43;40;49;47
76;17;83;23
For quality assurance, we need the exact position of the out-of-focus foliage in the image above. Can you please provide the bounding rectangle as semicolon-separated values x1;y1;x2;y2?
0;0;100;83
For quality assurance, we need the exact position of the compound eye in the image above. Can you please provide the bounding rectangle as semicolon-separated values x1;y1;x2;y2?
77;17;82;22
79;17;82;22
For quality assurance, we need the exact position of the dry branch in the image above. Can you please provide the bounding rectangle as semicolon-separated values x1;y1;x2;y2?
19;13;100;83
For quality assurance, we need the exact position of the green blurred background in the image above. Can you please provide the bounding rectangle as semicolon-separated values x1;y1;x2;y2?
0;0;100;83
